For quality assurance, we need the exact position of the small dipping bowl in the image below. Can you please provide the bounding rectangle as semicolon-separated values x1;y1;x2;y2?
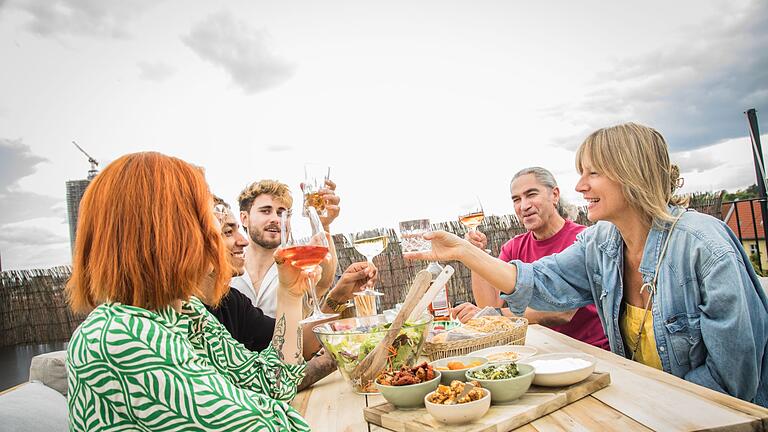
429;356;488;385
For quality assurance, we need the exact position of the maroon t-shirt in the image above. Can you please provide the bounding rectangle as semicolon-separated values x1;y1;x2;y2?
499;220;610;350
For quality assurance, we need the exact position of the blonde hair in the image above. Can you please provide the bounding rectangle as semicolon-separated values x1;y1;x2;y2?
575;123;688;223
237;179;293;213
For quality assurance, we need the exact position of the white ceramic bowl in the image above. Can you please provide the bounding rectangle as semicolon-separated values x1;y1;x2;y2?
520;352;596;387
424;388;491;425
468;345;538;363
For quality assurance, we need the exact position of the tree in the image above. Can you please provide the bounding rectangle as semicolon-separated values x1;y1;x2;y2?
723;184;760;202
749;252;767;277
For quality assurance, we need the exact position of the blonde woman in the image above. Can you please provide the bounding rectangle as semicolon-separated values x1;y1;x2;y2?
406;123;768;406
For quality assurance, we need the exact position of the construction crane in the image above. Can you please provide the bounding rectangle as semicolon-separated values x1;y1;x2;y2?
72;140;99;180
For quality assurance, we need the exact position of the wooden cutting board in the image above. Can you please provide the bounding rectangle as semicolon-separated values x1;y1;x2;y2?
364;372;610;432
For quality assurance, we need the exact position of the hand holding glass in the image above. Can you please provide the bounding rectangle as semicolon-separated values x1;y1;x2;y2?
398;219;443;276
303;164;330;217
278;206;338;324
345;230;387;298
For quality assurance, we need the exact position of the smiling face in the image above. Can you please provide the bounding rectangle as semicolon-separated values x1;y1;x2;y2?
241;194;289;250
575;157;628;223
511;173;560;234
220;211;249;276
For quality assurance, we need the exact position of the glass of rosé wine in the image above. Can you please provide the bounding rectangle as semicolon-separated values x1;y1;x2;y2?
279;205;338;324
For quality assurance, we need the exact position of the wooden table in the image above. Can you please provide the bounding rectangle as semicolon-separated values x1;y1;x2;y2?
291;325;768;431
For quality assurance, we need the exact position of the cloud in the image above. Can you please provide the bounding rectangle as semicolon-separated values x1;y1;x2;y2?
182;11;295;94
0;138;65;225
0;138;46;190
674;134;768;194
137;61;176;82
0;241;70;269
671;149;720;174
549;0;768;151
0;224;68;246
9;0;157;38
266;144;293;152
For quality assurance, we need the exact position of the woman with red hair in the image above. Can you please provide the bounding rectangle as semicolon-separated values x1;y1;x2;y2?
66;152;310;431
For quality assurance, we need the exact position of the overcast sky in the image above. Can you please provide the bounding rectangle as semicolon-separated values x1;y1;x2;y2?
1;0;766;270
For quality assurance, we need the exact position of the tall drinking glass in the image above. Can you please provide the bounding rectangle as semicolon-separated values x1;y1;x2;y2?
303;164;330;217
279;206;338;324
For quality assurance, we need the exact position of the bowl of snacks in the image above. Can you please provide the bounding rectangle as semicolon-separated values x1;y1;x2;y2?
313;313;432;394
429;356;488;385
425;380;490;425
466;361;535;403
375;362;441;408
520;353;596;387
468;345;538;363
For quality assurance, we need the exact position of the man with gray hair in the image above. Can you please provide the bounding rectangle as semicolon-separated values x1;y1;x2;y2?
454;167;609;349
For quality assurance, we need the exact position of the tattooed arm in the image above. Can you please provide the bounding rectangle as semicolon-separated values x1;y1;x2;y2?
272;250;309;365
297;349;337;392
270;288;304;364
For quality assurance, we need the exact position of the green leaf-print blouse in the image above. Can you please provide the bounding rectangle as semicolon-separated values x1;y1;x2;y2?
67;296;310;431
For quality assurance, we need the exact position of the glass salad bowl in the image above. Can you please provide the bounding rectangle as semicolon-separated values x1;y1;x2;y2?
313;313;432;394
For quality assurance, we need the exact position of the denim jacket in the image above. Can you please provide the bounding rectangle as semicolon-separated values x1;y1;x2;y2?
501;208;768;406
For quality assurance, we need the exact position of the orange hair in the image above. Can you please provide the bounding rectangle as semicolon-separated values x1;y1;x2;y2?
67;152;231;313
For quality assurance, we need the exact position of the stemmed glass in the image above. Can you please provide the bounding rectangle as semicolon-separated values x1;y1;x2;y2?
345;230;387;297
398;219;443;276
458;196;485;233
279;206;338;324
213;204;229;226
303;164;330;217
459;197;492;254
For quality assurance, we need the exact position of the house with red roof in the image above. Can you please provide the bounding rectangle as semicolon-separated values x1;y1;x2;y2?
722;200;768;270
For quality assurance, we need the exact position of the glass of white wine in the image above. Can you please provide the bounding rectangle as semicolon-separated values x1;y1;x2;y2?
345;229;388;297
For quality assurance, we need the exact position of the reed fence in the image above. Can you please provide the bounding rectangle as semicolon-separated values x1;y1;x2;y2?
0;193;723;346
0;266;85;347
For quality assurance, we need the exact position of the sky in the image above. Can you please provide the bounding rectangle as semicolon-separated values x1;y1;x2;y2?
0;0;767;270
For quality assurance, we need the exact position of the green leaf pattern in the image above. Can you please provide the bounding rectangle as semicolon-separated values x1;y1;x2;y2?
68;297;310;431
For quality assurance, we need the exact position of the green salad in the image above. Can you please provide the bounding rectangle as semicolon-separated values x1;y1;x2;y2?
470;363;520;380
324;322;425;377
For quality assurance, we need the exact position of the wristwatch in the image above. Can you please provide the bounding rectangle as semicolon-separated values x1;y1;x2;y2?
325;296;348;313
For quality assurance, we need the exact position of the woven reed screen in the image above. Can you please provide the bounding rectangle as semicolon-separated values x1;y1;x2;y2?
0;193;721;347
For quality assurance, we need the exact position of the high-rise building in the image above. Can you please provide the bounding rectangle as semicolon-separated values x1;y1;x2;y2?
65;168;98;255
66;179;89;255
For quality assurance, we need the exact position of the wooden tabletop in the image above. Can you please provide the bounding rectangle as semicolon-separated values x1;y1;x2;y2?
291;325;768;431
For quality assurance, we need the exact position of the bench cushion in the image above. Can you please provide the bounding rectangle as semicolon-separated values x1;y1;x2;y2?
29;350;67;396
0;381;67;432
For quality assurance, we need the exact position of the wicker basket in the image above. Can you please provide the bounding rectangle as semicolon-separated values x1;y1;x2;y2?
422;318;528;361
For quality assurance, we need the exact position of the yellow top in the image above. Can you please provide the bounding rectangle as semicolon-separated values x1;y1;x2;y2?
620;302;663;370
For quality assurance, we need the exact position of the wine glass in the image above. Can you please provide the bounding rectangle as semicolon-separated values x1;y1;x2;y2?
398;218;443;277
459;196;485;233
303;164;330;217
279;206;338;324
345;230;387;298
213;204;229;226
459;197;492;254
